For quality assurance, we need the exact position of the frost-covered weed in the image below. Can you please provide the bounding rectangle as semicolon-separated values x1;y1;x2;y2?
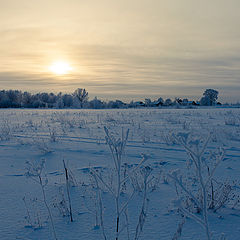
222;127;240;142
52;112;78;132
131;166;160;193
209;180;234;212
32;138;53;154
81;182;101;227
224;111;240;126
23;196;43;229
168;133;225;240
25;159;58;240
140;128;151;144
134;166;152;240
91;127;147;240
160;131;177;145
48;127;58;142
53;187;70;218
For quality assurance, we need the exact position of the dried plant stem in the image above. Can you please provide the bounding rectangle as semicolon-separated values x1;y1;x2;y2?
92;173;107;240
63;159;73;222
134;167;151;240
39;176;58;240
172;216;185;240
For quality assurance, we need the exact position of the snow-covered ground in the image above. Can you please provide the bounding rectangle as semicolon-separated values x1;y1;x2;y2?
0;108;240;240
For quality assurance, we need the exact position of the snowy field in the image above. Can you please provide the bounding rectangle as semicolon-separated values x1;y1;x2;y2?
0;108;240;240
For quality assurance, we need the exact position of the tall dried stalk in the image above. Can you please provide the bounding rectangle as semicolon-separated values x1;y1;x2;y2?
63;159;73;222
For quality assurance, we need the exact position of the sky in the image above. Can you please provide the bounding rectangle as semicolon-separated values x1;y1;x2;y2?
0;0;240;102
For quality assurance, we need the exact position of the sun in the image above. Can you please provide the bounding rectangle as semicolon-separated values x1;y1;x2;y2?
49;61;72;75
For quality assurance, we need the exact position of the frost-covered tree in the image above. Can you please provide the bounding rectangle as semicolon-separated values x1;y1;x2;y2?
164;98;172;106
55;93;64;108
73;88;88;108
182;98;189;106
200;89;219;106
157;97;164;106
144;98;152;107
89;97;105;109
21;92;32;107
6;90;22;107
62;94;73;108
0;90;11;107
107;100;126;109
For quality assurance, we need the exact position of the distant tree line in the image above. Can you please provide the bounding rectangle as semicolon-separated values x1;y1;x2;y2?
0;88;222;109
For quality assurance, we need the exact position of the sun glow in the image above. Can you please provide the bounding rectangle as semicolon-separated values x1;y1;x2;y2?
49;61;72;75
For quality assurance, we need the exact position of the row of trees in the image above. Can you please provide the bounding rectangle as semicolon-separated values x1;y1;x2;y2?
0;88;220;109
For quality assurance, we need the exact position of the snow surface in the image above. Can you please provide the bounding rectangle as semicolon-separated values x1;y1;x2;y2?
0;108;240;240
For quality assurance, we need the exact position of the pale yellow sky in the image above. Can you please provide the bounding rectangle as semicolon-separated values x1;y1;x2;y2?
0;0;240;101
